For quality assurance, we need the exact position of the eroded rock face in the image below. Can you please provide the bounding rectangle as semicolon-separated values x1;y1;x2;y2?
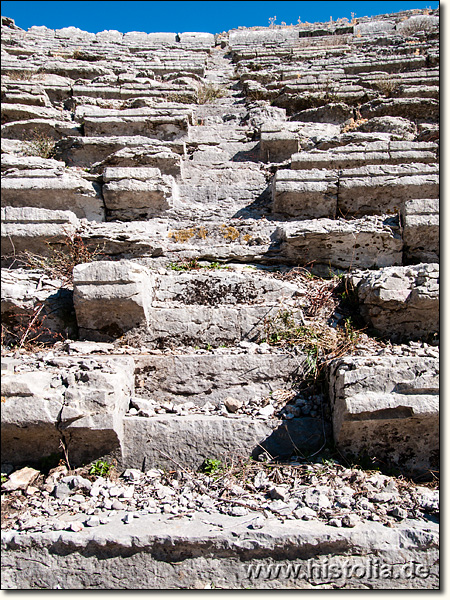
329;355;439;477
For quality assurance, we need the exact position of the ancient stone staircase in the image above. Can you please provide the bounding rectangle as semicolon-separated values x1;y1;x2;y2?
1;9;439;589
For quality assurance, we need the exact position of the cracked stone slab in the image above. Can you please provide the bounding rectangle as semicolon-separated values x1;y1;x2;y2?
83;115;189;139
1;356;135;466
329;355;439;477
1;513;439;589
351;263;439;340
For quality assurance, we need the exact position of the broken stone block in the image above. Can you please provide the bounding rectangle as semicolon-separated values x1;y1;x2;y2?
272;169;338;218
329;355;439;477
1;356;135;466
351;263;439;340
401;199;439;264
102;167;178;220
276;216;402;273
73;260;154;341
92;145;182;178
338;163;439;216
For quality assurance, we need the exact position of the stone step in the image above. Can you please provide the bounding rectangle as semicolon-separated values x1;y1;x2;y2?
1;118;81;140
329;354;439;477
73;260;303;344
350;263;439;340
337;163;439;216
3;514;438;589
401;198;439;264
290;141;437;170
91;145;183;178
0;102;69;124
123;414;326;470
359;97;439;121
273;164;438;219
1;172;104;221
133;351;304;408
72;83;197;102
0;206;78;257
83;115;189;139
102;167;179;220
54;136;186;167
276;215;402;273
272;169;337;219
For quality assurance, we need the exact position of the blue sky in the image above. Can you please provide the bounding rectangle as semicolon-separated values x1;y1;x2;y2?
1;1;440;34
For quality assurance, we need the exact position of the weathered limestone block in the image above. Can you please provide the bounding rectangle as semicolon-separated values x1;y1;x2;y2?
277;216;402;272
396;15;439;34
123;415;325;470
229;29;299;48
83;115;189;139
1;85;52;108
1;118;81;140
53;136;185;167
351;263;439;340
343;56;426;76
329;355;439;477
38;60;112;81
289;103;353;125
360;98;439;122
134;352;303;407
291;141;436;170
401;199;439;264
55;26;96;41
0;102;67;123
102;167;178;220
338;163;439;216
272;169;338;219
144;305;284;348
152;270;301;306
73;260;154;341
92;145;182;178
179;32;215;47
95;30;123;43
1;206;79;257
1;174;104;221
1;356;135;466
1;267;77;343
147;32;178;44
355;116;417;139
1;154;66;173
260;130;300;162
